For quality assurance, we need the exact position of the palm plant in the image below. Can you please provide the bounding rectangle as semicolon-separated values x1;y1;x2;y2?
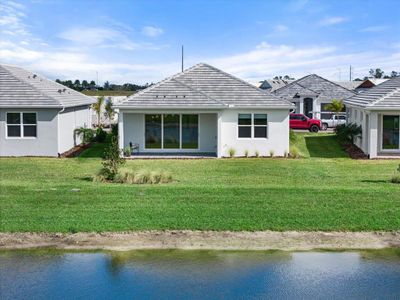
104;98;115;123
92;96;105;127
325;99;344;127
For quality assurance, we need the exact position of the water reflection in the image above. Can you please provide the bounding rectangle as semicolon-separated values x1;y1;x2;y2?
1;250;400;299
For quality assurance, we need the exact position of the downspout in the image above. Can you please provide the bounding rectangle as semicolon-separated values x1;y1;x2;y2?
57;106;65;157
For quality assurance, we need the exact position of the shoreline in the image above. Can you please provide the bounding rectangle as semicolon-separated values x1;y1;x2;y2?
1;231;400;251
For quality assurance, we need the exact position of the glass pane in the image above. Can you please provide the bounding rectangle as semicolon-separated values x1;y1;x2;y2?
145;114;162;148
7;125;21;137
163;114;180;149
23;125;37;137
382;116;399;149
7;113;20;124
23;113;36;124
254;126;267;138
238;114;251;125
238;126;251;138
182;115;198;149
254;114;267;125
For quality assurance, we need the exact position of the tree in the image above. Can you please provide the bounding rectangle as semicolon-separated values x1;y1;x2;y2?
92;96;105;127
101;135;125;180
369;68;384;79
391;71;399;78
104;81;110;90
325;99;344;127
89;80;96;89
104;98;115;122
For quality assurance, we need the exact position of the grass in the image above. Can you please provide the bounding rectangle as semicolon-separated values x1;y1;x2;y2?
81;90;136;97
0;133;399;232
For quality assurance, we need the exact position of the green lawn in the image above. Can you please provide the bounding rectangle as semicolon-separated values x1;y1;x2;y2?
1;133;399;232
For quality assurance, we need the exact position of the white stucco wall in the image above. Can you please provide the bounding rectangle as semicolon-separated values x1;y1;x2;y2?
0;108;59;156
58;105;92;154
122;112;217;153
218;109;290;157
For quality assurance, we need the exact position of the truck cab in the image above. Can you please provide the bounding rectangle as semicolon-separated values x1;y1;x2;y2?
290;113;322;132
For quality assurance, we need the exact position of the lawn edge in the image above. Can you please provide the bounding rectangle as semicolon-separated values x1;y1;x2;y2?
1;231;399;251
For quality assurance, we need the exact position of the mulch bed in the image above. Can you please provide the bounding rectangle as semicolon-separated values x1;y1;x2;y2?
61;143;92;158
342;143;368;159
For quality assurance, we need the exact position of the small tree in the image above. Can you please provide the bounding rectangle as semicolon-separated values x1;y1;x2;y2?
104;98;115;123
325;99;344;127
101;136;125;180
92;96;105;127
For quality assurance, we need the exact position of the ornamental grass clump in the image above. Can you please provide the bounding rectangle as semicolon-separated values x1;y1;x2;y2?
269;150;275;158
255;150;260;158
228;148;236;158
391;164;400;184
289;146;300;159
115;169;172;184
244;149;249;157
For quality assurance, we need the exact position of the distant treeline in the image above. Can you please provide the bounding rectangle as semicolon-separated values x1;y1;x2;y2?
55;79;152;92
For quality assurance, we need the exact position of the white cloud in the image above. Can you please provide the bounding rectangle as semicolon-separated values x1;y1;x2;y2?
0;1;29;35
361;25;388;33
319;16;348;26
141;26;164;37
275;25;288;32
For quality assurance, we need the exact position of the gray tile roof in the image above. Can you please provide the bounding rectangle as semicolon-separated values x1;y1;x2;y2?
257;79;294;91
344;77;400;109
274;74;355;102
118;63;293;109
0;64;95;108
334;81;365;91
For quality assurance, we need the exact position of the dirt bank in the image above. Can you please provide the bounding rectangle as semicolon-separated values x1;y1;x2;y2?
1;231;400;251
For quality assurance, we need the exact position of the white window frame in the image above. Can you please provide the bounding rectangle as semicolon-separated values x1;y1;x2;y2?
6;112;37;139
237;113;268;139
144;113;199;150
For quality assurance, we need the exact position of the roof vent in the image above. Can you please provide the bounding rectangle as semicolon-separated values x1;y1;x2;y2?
156;95;158;98
63;88;66;92
183;95;186;98
163;95;166;98
176;95;178;98
32;74;37;79
57;89;62;93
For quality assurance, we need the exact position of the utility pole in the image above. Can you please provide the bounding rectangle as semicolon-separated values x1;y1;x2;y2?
349;65;352;81
96;71;99;87
181;45;184;72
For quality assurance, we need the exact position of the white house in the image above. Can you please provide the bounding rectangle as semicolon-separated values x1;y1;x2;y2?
274;74;355;119
116;63;294;158
344;77;400;158
0;64;95;157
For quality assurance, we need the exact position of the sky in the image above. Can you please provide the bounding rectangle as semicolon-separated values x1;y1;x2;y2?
0;0;399;85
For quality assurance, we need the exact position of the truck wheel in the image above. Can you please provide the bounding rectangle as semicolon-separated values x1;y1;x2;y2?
309;125;319;133
322;123;328;131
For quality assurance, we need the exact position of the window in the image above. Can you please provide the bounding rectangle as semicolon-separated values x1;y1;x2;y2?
238;114;252;138
6;112;37;138
238;113;268;138
145;114;198;149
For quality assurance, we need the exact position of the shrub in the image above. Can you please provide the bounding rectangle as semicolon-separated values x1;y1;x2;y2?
228;148;236;158
74;127;95;144
95;127;107;143
284;150;288;158
289;129;298;144
123;146;132;157
244;149;249;157
391;175;400;184
289;146;300;159
255;150;260;158
115;169;172;184
335;123;362;144
269;150;275;157
99;136;125;180
111;123;118;137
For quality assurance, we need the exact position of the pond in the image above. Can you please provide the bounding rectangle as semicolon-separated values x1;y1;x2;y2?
1;250;400;299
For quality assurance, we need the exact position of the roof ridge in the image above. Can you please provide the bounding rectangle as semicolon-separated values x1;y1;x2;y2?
367;86;400;107
294;82;320;95
172;78;227;106
310;73;356;94
198;63;292;104
0;65;62;106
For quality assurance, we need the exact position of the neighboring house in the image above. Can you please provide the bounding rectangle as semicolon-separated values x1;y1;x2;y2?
0;65;95;157
274;74;355;119
116;63;293;157
334;79;386;94
90;96;127;126
344;77;400;158
254;79;294;92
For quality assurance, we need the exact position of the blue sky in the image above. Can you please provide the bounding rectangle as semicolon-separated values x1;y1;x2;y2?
0;0;399;84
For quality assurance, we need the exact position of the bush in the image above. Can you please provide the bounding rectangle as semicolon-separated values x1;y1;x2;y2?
289;129;298;144
123;146;132;157
255;150;260;158
111;123;118;137
244;149;249;157
335;123;362;144
228;148;236;158
269;150;275;157
99;136;125;180
391;175;400;184
74;127;95;144
289;146;300;158
115;168;172;184
95;127;107;143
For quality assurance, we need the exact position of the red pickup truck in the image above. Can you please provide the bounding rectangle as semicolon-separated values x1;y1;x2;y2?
289;113;321;132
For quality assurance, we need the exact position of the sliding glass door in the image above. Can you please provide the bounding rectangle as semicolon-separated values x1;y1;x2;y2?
382;115;400;150
145;114;199;149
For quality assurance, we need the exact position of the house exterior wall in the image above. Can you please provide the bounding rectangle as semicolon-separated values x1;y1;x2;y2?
218;109;290;157
58;105;92;154
122;112;218;153
0;108;59;156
